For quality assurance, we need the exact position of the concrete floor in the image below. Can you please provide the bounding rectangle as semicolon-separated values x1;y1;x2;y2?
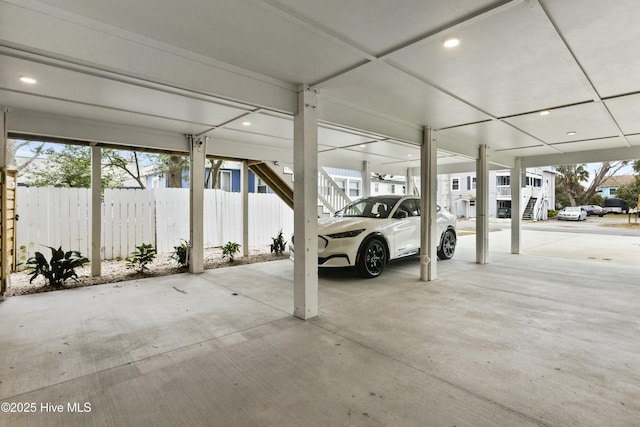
1;228;639;426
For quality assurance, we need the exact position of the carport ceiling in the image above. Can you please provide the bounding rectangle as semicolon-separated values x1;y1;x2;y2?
2;0;640;174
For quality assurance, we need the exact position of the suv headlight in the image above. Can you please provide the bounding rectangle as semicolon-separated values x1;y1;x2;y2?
326;229;365;239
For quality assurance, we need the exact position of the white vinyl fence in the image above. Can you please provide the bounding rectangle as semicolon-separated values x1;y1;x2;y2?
16;187;293;263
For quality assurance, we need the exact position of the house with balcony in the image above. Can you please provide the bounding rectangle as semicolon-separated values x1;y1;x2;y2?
443;168;556;220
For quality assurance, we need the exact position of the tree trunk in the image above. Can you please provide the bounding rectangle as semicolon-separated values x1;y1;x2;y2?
167;155;184;188
205;159;224;188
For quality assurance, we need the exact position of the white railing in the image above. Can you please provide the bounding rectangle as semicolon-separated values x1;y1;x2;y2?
531;182;548;221
16;187;293;262
318;168;351;214
496;186;511;197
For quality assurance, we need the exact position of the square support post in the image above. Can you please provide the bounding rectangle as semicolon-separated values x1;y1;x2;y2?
510;158;522;254
476;144;489;264
362;161;371;197
0;109;7;299
91;145;102;276
420;127;437;281
293;85;319;320
189;135;207;274
241;160;249;257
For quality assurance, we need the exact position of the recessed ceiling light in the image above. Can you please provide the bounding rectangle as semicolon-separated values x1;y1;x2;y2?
359;144;366;148
407;154;413;157
567;131;576;136
443;38;460;48
20;76;37;84
241;121;251;126
540;110;550;116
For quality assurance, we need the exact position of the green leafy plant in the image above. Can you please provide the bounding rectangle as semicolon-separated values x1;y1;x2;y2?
126;243;157;273
270;229;287;255
221;241;241;262
25;246;89;288
171;240;190;267
548;209;558;218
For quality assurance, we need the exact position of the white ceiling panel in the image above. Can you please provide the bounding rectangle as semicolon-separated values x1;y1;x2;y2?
438;121;542;151
206;128;292;152
269;0;499;55
605;94;640;136
548;137;629;154
318;127;378;149
34;0;365;84
318;62;491;128
542;0;640;98
391;0;594;117
225;113;293;140
324;140;420;161
1;90;212;137
0;55;251;127
628;135;640;148
494;144;559;157
504;102;620;145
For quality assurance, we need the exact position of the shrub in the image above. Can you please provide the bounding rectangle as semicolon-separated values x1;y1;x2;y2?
270;229;287;255
126;243;157;273
25;246;89;288
548;209;558;218
221;241;241;262
171;240;190;267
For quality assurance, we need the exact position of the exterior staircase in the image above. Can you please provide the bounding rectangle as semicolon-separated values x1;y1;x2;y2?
523;197;537;220
248;163;351;218
248;162;293;210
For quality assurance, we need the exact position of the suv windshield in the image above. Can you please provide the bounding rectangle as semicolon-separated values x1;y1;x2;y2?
335;197;399;219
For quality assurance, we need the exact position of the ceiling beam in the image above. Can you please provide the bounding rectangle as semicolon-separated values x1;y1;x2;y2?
522;146;640;168
0;2;297;114
7;109;187;152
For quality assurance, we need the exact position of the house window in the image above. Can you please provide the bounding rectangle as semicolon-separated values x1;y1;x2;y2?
452;178;459;190
257;178;268;193
472;177;477;190
335;178;346;194
390;184;396;194
374;183;379;193
348;180;360;197
496;176;510;186
218;170;232;192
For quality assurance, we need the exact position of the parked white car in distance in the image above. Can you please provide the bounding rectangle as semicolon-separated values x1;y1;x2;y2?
290;195;457;278
557;206;587;221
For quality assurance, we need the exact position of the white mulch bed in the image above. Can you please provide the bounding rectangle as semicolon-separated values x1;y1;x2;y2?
8;246;288;297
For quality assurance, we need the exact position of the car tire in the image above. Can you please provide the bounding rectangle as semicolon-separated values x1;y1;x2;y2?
437;229;456;260
356;236;387;278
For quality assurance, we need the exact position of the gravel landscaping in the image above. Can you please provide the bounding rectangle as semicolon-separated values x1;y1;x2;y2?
7;246;289;297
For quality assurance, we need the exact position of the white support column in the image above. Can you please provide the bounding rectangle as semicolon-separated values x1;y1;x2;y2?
90;145;102;276
241;160;249;257
420;127;438;281
293;85;319;320
0;108;6;167
188;135;208;274
362;161;371;197
1;109;7;299
510;158;522;254
406;168;414;196
476;144;489;264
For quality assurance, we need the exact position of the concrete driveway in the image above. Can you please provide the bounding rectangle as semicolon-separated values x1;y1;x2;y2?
0;224;638;426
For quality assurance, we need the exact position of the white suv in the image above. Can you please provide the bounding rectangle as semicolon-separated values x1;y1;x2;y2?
290;195;457;278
